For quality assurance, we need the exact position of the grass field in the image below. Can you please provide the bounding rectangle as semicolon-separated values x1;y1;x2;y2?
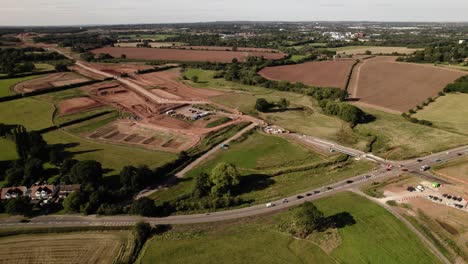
0;98;55;131
118;34;176;41
0;231;134;264
414;94;468;136
0;138;18;161
138;192;439;264
0;74;48;97
151;131;375;206
355;107;468;160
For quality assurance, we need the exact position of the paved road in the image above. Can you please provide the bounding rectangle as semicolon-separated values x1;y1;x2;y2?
2;145;468;228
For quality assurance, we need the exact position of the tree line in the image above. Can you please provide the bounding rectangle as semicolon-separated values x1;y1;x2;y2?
398;42;467;64
0;47;65;76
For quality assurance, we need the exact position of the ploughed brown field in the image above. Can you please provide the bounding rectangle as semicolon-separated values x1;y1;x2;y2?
166;46;278;53
259;60;356;89
352;57;466;112
91;47;285;63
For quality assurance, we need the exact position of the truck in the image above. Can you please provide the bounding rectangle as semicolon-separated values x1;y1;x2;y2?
420;165;430;171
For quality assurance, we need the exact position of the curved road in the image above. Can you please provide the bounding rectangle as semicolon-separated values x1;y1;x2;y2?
1;145;467;229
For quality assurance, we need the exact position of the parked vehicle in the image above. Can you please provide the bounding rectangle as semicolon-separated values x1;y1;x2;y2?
266;203;275;208
281;198;289;204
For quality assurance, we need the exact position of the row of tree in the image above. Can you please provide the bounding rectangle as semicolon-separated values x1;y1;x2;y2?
0;47;65;75
398;42;467;64
444;75;468;93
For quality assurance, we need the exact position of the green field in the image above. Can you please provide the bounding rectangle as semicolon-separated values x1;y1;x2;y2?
138;192;439;264
355;106;468;160
414;93;468;136
0;98;55;131
0;138;18;161
0;74;48;97
151;131;375;205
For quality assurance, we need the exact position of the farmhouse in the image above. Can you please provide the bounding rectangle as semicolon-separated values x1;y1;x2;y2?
30;185;58;200
0;186;28;200
58;184;81;198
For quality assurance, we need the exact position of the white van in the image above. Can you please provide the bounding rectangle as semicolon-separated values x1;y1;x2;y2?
266;203;275;208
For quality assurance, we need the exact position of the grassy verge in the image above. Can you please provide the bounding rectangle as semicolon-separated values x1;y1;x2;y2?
205;117;232;128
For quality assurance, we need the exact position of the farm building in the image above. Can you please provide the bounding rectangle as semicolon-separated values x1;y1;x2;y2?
0;186;28;200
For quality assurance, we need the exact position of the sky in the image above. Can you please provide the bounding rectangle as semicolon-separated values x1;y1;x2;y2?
1;0;468;26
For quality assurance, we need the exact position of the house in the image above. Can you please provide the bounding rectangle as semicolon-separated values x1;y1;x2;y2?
0;186;28;200
58;184;81;198
30;185;57;200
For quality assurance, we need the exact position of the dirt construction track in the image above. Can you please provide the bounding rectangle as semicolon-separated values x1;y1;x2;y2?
351;57;466;112
91;47;286;63
14;72;89;93
259;60;356;89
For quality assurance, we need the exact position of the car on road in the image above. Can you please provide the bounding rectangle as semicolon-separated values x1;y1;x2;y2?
326;187;333;190
346;180;354;184
447;195;452;199
266;203;275;208
417;159;423;162
296;195;304;199
364;175;372;179
314;190;320;194
442;193;448;197
281;198;288;204
402;168;408;171
407;187;416;192
433;159;442;162
457;153;463;156
457;197;463;202
306;193;312;197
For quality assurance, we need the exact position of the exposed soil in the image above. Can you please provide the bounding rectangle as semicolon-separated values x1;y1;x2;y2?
352;57;466;112
259;60;356;89
14;72;89;93
128;70;223;100
86;62;154;75
91;47;286;63
58;97;103;116
69;65;109;80
166;46;279;53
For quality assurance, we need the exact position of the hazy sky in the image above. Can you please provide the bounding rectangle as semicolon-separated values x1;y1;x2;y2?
1;0;468;26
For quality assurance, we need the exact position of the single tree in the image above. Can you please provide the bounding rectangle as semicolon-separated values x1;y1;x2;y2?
209;163;240;197
293;202;324;236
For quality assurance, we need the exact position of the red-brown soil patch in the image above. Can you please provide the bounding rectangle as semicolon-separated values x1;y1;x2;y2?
128;70;223;100
87;62;154;75
14;72;89;93
69;65;108;81
91;47;285;63
259;60;356;89
58;97;102;116
167;46;278;53
353;57;466;112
